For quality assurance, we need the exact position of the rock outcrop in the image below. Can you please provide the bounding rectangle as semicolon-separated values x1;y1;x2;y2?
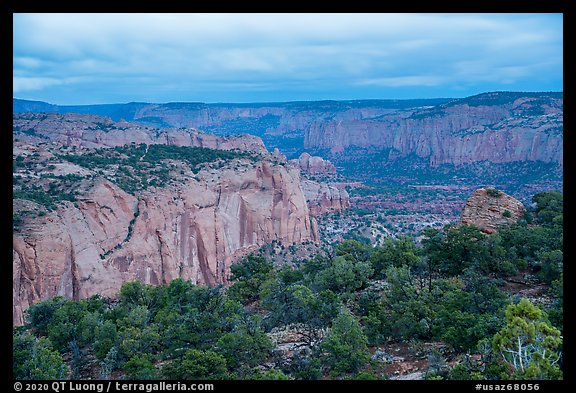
460;188;525;234
294;152;348;216
268;323;325;360
305;94;563;166
14;92;563;166
13;112;266;153
300;179;350;216
13;156;317;325
293;152;336;175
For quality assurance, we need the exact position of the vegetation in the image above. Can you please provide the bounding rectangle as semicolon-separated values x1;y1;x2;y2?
13;174;82;210
443;92;562;108
14;191;562;380
58;144;253;194
492;299;562;379
13;143;255;214
486;188;501;198
13;331;68;379
319;148;562;204
320;309;370;376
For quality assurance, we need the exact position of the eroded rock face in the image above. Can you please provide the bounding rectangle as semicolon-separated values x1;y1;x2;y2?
300;179;350;216
460;188;525;234
14;93;563;167
13;112;266;153
13;181;138;325
305;100;563;166
13;160;317;325
293;152;336;175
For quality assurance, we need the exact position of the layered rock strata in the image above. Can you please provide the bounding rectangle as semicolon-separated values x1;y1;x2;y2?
13;112;266;153
460;188;525;234
13;159;317;325
293;152;336;175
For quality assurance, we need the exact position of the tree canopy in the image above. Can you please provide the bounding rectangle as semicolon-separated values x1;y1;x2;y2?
14;191;562;380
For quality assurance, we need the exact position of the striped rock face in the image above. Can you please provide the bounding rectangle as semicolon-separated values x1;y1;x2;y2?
460;188;525;234
13;155;318;325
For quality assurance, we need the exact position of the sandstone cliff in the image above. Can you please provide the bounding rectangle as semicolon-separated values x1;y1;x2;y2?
305;93;563;166
282;151;347;215
13;157;316;325
300;180;350;216
13;112;266;153
292;152;336;175
14;92;562;167
460;188;525;234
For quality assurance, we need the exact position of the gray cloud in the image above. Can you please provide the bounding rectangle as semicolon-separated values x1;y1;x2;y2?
13;13;563;104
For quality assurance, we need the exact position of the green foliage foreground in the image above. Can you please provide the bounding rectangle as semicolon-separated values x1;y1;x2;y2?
14;191;562;380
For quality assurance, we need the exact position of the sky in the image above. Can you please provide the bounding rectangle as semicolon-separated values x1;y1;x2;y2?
13;13;563;105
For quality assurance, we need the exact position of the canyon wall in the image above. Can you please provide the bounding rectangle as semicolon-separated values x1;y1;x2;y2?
13;159;317;325
304;98;563;166
13;112;266;153
14;92;563;166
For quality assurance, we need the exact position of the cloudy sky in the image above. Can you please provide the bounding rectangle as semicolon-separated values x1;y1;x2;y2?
13;13;563;105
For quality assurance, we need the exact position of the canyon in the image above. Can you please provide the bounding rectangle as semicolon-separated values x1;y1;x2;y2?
305;92;563;166
15;92;563;203
13;112;266;153
12;91;563;325
14;92;563;167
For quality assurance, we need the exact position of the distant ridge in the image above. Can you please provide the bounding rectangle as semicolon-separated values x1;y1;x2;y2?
13;92;562;170
13;91;562;122
13;99;150;122
13;96;455;121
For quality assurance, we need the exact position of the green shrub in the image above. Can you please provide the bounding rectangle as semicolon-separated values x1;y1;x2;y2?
486;188;501;198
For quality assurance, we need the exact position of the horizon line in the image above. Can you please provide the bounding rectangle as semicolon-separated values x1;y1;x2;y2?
13;90;564;107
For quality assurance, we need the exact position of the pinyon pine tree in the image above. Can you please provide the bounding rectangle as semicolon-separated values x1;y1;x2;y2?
492;298;562;380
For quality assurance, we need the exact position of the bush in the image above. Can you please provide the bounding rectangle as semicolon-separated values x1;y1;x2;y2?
315;256;373;293
26;297;66;336
227;254;274;303
321;308;370;376
13;332;68;379
215;328;272;369
486;188;501;198
123;354;157;380
161;349;227;380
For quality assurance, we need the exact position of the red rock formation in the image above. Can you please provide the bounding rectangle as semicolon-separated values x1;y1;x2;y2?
460;188;525;234
304;97;563;166
13;159;317;325
13;112;266;153
293;152;337;175
14;93;563;167
300;179;350;216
